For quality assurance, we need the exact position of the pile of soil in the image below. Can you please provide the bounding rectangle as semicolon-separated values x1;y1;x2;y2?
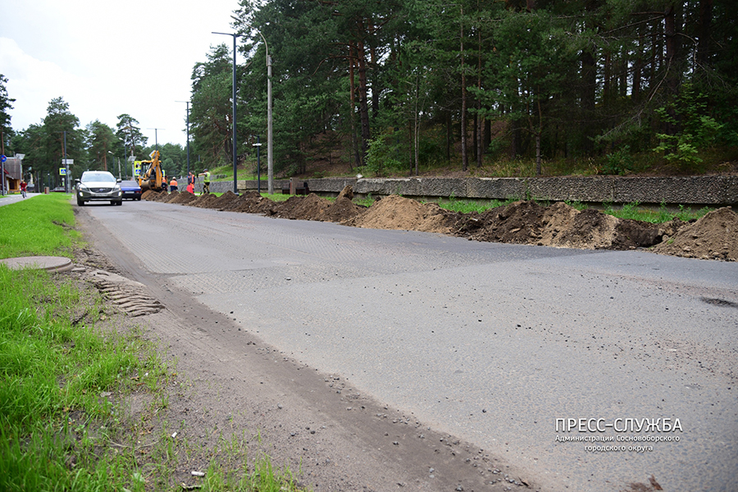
143;186;738;261
168;191;198;205
274;194;333;220
652;207;738;261
345;194;455;234
141;189;170;202
228;191;279;215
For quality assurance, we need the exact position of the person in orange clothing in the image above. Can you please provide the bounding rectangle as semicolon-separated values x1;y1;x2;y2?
169;177;178;192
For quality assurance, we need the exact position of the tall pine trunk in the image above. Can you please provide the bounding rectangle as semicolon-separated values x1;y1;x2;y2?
349;46;360;169
460;5;468;171
357;37;371;162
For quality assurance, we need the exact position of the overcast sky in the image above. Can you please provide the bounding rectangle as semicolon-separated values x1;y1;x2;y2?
1;0;244;149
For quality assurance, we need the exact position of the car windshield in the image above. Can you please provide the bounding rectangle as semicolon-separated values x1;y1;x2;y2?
81;172;116;183
121;180;139;187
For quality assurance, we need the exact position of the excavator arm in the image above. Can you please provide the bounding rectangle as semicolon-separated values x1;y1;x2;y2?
138;150;165;192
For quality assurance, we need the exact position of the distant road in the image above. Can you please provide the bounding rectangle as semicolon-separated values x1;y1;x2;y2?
81;199;738;492
0;192;40;207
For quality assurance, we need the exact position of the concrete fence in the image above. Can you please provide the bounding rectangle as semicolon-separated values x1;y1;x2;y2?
194;175;738;207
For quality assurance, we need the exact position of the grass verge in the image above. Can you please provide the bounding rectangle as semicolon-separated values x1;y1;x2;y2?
0;194;79;259
432;196;711;223
0;195;307;491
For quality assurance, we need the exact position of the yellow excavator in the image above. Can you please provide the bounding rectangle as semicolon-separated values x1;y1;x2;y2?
137;150;167;192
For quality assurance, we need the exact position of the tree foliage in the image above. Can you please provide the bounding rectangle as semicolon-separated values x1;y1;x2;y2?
115;114;148;161
86;120;118;172
180;0;738;176
190;44;234;166
0;74;14;138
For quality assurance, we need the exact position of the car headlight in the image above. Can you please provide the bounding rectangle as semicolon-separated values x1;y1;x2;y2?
79;184;90;192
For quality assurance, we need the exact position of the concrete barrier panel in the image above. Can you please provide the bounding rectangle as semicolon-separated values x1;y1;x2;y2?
526;176;616;203
467;177;527;200
220;174;737;206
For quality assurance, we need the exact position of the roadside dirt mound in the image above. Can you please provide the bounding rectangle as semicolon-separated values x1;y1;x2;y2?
457;200;546;244
168;191;198;205
142;190;170;201
210;191;242;210
231;191;279;215
454;201;668;250
324;196;366;222
141;186;733;260
161;191;181;203
274;193;333;221
187;193;220;209
345;194;455;234
552;208;621;249
652;207;738;261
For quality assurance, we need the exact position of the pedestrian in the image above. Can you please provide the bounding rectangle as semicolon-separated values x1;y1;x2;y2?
199;169;211;194
20;180;27;198
169;177;178;192
187;171;194;186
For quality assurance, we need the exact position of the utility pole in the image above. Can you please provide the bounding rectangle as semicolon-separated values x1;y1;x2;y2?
63;131;69;192
253;29;273;194
176;100;192;176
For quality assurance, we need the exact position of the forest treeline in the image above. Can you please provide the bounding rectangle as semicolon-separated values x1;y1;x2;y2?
3;0;737;187
2;94;189;189
192;0;735;176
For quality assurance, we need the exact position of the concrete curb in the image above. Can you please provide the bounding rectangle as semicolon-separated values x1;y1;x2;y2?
0;256;74;273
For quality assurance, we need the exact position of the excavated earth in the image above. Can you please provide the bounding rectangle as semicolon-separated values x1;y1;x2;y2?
143;188;738;261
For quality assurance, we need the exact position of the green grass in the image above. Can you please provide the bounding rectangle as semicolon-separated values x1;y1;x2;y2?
252;189;711;223
433;197;513;214
603;201;712;223
426;196;711;223
0;194;79;259
0;265;167;491
0;195;308;492
208;164;258;182
259;192;292;202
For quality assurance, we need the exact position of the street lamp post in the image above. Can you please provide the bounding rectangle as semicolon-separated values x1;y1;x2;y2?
176;101;192;176
213;31;241;195
252;29;274;195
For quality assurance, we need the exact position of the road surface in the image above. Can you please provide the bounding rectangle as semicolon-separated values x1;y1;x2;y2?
78;199;738;491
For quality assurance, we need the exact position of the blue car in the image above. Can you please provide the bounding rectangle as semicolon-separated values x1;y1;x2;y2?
120;180;142;200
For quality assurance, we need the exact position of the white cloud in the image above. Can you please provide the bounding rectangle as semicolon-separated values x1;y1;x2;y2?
1;0;242;147
1;38;84;128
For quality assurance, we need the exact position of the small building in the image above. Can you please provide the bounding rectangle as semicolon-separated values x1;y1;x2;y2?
2;156;23;194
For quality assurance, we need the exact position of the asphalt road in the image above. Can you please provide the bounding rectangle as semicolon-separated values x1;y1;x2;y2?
80;199;738;491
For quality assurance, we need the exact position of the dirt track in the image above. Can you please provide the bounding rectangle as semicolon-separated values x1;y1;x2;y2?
145;188;738;261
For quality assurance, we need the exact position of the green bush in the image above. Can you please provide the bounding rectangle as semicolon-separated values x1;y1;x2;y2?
653;84;723;169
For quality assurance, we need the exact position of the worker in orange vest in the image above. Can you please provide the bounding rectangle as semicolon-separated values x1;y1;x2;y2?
169;177;178;192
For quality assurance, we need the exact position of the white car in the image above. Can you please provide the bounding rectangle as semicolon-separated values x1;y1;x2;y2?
75;171;123;206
